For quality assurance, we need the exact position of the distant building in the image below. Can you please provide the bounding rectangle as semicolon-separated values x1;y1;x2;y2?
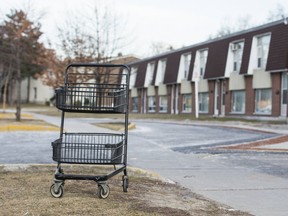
0;55;138;105
126;18;288;119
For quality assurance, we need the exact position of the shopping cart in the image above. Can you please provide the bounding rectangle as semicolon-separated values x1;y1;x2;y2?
50;63;130;199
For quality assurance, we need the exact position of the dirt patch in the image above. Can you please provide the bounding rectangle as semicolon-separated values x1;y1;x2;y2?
0;165;251;216
93;122;136;131
218;135;288;152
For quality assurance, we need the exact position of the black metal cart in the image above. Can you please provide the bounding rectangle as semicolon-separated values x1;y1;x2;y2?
50;63;130;199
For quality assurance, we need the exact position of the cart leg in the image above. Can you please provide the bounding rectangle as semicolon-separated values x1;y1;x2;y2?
123;168;128;176
56;163;64;174
50;163;65;198
122;168;129;192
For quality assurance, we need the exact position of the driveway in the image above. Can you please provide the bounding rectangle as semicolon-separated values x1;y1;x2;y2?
127;120;288;216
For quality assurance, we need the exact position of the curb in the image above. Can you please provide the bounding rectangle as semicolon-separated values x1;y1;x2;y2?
0;113;59;131
0;164;174;184
0;124;59;131
128;123;136;130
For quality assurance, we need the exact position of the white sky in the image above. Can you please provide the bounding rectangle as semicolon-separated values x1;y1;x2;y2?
1;0;287;57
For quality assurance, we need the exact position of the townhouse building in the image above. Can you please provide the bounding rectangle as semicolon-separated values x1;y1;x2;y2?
127;18;288;118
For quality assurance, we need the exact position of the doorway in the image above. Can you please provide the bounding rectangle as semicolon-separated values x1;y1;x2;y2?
281;72;287;117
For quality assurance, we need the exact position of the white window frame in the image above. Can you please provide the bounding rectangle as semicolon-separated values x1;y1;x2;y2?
155;58;166;85
177;53;191;82
199;49;208;77
231;90;246;114
144;62;155;87
182;94;192;113
129;67;138;89
255;88;272;115
231;41;244;73
257;34;271;69
183;53;191;79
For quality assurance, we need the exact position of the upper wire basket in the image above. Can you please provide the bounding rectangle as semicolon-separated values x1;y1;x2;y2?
55;64;129;113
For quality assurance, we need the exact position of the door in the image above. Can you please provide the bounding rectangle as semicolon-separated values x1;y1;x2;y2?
281;72;287;116
214;80;219;116
221;80;226;116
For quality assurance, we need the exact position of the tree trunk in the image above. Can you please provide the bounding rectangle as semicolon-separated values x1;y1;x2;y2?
2;79;8;113
16;59;21;121
2;63;12;113
26;76;30;103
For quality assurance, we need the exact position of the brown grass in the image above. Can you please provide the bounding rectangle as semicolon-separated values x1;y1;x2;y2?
0;165;251;216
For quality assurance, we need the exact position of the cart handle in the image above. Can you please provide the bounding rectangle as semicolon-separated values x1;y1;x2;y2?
64;63;130;84
66;63;130;73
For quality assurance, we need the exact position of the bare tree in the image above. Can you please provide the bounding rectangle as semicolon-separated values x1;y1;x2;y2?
208;15;252;39
209;5;287;40
42;2;128;89
57;2;126;62
267;4;287;22
150;41;174;55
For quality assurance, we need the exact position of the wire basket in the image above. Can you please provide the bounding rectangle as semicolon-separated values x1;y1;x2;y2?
55;84;127;113
52;133;125;164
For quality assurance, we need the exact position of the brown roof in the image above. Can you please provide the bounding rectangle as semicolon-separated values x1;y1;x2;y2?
133;61;147;88
164;51;181;84
266;23;288;71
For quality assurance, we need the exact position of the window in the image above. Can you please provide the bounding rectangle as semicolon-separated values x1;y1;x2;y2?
283;73;287;105
158;59;166;83
130;67;138;88
145;62;155;86
255;89;272;114
231;41;244;72
148;96;156;112
159;96;168;112
178;53;191;82
199;92;209;113
183;53;191;79
200;50;208;77
182;94;192;112
231;91;245;113
257;34;271;69
132;97;138;112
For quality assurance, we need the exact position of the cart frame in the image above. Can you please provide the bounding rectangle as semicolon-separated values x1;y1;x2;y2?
50;63;130;199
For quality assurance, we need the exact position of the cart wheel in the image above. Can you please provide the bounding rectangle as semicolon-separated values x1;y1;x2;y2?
50;184;64;198
122;175;129;192
98;184;110;199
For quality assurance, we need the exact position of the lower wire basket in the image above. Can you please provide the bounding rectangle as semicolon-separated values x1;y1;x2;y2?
52;133;125;164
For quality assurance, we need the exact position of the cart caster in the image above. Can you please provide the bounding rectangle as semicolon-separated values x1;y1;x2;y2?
98;184;110;199
50;183;64;198
122;175;129;192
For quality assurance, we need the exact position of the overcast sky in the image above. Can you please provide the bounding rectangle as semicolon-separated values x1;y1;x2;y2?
1;0;287;57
